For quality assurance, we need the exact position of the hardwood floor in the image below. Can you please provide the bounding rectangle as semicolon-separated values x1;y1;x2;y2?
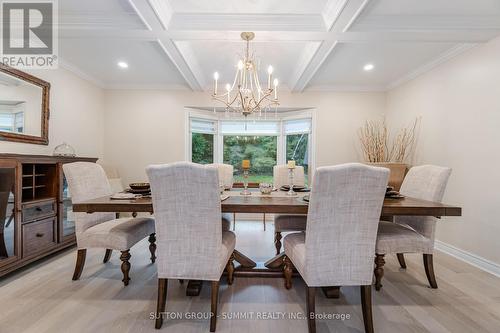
1;220;499;333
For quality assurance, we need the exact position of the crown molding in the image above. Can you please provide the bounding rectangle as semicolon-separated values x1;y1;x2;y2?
387;43;477;90
102;83;189;91
305;84;386;92
58;59;105;88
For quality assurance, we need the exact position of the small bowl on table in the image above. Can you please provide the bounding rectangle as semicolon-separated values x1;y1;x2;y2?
259;183;273;195
129;182;150;191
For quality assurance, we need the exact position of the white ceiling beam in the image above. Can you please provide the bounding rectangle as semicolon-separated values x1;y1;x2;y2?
147;0;174;30
322;0;349;30
291;0;371;92
157;39;202;91
169;13;326;32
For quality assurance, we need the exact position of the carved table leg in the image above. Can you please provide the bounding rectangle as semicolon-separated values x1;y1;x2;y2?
374;254;385;291
120;250;131;286
148;233;156;263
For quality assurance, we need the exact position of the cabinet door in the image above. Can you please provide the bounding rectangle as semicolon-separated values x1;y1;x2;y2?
58;163;76;243
0;160;20;267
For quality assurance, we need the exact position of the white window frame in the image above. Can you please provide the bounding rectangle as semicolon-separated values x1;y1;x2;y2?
185;108;316;180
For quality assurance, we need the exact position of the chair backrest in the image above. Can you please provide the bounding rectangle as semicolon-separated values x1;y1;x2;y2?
62;162;115;240
208;163;233;189
396;165;451;243
273;165;305;188
146;162;223;280
305;163;389;286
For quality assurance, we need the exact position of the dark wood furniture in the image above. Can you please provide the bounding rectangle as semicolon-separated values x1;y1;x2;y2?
0;64;50;145
0;154;97;277
72;190;461;296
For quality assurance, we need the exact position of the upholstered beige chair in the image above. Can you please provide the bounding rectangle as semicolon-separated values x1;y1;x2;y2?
208;163;234;231
273;165;307;254
283;163;389;333
146;162;236;331
63;162;155;286
374;165;451;290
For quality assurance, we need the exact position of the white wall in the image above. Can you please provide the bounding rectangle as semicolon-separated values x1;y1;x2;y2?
102;89;386;184
386;36;500;264
0;67;105;159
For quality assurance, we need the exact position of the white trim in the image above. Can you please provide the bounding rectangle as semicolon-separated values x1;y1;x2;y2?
435;240;500;278
59;59;105;88
322;0;349;31
148;0;173;30
387;43;477;90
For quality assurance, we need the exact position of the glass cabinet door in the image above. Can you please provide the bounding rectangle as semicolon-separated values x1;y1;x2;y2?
61;175;75;239
0;165;17;264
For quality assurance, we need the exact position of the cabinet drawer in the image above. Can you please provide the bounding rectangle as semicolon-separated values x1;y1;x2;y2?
22;199;56;222
22;217;57;257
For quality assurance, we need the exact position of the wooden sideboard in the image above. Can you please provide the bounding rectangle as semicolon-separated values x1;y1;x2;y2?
0;154;97;277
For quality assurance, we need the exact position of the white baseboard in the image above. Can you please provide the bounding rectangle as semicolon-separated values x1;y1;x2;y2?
434;240;500;278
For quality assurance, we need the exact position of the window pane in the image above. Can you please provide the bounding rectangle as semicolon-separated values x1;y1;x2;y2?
192;133;214;164
221;120;279;135
286;134;309;185
284;118;311;134
223;136;277;184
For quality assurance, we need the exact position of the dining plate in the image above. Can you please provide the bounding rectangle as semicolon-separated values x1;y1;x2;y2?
280;185;310;192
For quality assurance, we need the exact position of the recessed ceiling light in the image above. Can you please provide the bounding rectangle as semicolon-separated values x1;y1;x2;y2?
117;61;129;69
363;63;374;71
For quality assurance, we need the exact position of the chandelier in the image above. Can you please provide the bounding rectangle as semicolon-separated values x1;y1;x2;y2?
211;32;279;117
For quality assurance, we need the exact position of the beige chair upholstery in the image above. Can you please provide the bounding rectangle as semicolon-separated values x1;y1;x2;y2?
147;162;236;331
374;165;451;290
63;162;155;286
273;165;307;254
283;163;389;333
208;163;234;189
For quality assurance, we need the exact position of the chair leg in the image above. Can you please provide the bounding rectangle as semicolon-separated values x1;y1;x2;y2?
397;253;406;269
360;285;374;333
149;233;157;263
274;231;282;255
120;250;131;286
283;255;294;290
263;213;266;231
155;278;168;329
179;279;184;284
210;281;220;332
306;286;316;333
374;254;385;291
233;213;236;231
103;249;112;263
423;254;438;288
72;249;87;280
226;253;235;285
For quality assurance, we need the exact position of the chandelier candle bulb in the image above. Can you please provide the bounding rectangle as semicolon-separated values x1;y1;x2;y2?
213;72;219;95
273;78;279;99
287;160;296;169
267;65;273;89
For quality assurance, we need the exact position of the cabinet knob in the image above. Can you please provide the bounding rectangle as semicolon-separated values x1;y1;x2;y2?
36;233;44;237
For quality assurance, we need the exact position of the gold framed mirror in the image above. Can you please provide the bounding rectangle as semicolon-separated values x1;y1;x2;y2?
0;63;50;145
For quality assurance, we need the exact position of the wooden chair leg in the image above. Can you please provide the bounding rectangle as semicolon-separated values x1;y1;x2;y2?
72;249;87;280
210;281;220;332
179;279;184;284
360;285;374;333
226;253;235;285
274;231;282;255
232;213;236;231
397;253;407;269
148;233;157;263
103;249;112;263
306;286;316;333
283;255;294;289
155;278;168;329
423;254;438;288
263;213;266;231
374;254;385;291
120;250;131;286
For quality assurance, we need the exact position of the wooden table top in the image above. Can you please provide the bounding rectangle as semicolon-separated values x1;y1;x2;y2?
72;189;462;217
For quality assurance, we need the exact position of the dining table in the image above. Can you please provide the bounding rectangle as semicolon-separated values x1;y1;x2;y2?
72;189;462;297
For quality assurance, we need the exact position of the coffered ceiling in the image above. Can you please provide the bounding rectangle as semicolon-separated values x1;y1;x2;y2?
57;0;500;91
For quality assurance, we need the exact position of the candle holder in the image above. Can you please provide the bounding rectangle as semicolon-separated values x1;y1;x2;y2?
240;169;252;196
287;168;297;196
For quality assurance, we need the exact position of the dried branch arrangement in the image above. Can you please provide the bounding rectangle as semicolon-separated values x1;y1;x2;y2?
358;117;420;163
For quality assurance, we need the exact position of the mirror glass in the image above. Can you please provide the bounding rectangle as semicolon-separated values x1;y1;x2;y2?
0;167;16;261
0;71;43;137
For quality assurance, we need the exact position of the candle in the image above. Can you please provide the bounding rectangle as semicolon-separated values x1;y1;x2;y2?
213;72;219;95
267;65;273;89
226;83;231;103
242;159;251;169
273;78;279;99
287;160;296;169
